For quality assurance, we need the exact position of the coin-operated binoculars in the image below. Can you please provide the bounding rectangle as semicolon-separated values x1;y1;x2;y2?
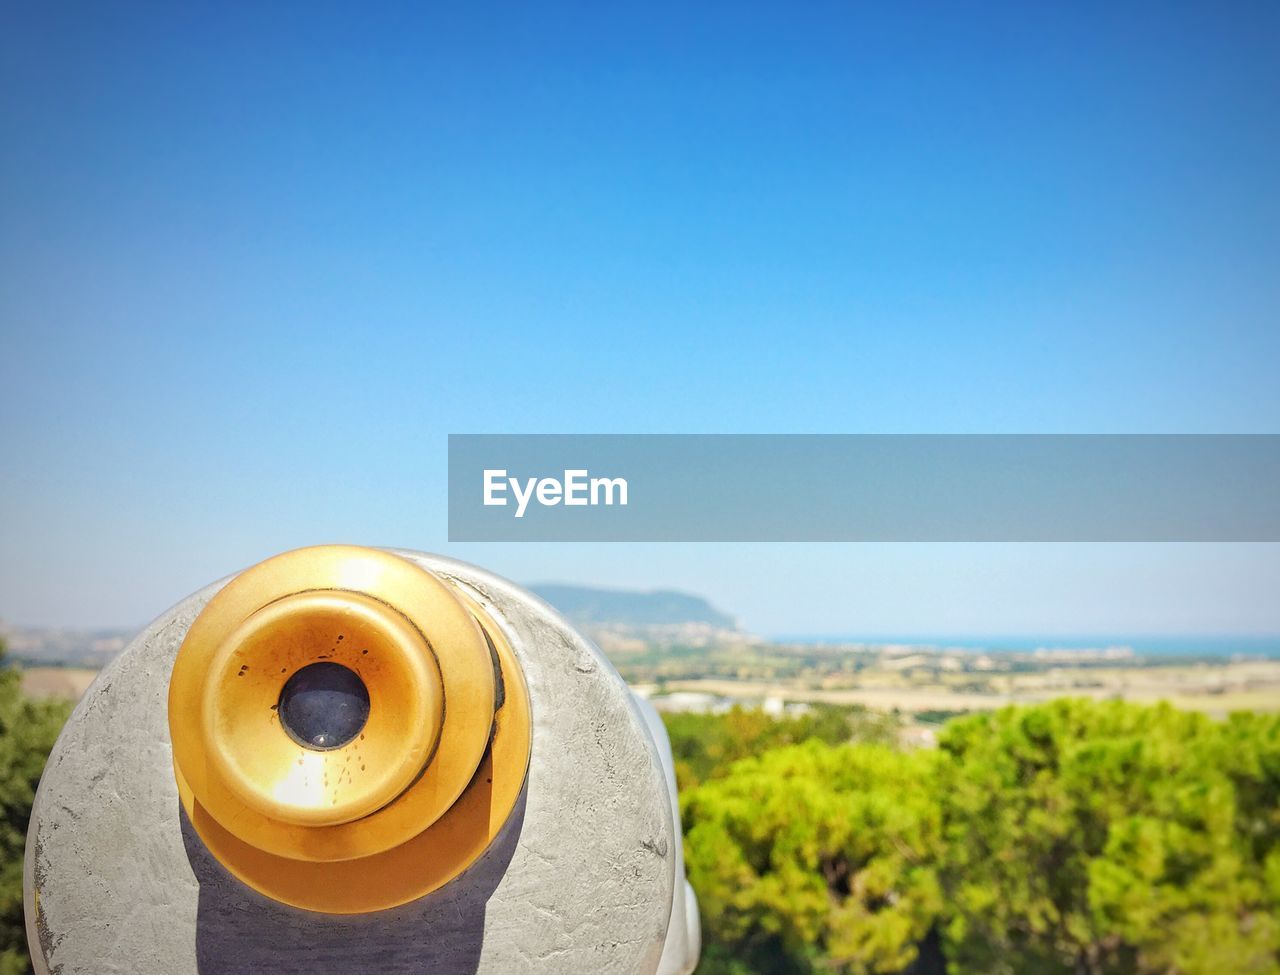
24;546;700;974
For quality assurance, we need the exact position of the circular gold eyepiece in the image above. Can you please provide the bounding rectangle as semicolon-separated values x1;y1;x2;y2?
200;589;443;827
169;545;531;913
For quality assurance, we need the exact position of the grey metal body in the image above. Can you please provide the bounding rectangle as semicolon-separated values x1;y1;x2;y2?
25;551;700;975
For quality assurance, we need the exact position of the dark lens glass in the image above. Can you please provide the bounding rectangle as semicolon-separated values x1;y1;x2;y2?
278;662;370;750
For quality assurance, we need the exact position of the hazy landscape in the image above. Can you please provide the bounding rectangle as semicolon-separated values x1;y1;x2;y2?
6;584;1280;975
11;585;1277;723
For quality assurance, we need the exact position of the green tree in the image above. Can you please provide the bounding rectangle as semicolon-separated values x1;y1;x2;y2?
683;741;942;975
937;699;1280;975
1218;710;1280;907
664;704;900;791
0;641;72;975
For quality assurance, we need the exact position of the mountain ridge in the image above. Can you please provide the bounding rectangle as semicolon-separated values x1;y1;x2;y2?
528;583;737;630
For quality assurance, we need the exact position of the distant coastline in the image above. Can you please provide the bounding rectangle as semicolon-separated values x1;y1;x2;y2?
771;634;1280;659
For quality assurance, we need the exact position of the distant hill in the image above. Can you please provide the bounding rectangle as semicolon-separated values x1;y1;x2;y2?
2;584;742;668
529;584;737;630
1;624;134;668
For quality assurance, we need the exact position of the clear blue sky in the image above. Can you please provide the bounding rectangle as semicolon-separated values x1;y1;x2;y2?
2;2;1278;635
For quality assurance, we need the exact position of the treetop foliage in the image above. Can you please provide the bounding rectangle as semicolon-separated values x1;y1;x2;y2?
664;703;900;792
675;699;1280;975
0;641;72;975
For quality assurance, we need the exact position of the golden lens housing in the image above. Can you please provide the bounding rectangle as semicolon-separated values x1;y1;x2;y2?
168;545;532;913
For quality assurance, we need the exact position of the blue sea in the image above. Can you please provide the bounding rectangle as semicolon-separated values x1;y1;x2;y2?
772;634;1280;659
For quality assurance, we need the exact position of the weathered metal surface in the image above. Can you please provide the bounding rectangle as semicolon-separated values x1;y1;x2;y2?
26;552;682;974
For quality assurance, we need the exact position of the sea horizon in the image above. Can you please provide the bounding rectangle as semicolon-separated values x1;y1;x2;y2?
769;633;1280;659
